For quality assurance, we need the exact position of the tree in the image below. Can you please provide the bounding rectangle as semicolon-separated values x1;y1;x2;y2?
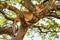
0;0;60;40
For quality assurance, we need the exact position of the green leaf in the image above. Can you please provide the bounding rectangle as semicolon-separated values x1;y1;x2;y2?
26;32;30;36
56;11;60;15
41;23;44;27
55;35;59;38
36;0;41;3
50;32;56;37
48;37;52;40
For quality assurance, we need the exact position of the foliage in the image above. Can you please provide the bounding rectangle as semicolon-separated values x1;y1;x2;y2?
0;0;60;40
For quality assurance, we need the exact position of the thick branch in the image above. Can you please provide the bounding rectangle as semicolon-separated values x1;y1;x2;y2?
45;12;60;19
21;0;35;12
14;25;28;40
49;0;55;5
57;5;60;10
0;10;14;21
0;27;13;36
0;3;19;14
13;18;29;40
0;3;23;18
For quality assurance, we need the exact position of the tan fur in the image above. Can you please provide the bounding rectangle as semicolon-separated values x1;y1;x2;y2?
13;4;44;35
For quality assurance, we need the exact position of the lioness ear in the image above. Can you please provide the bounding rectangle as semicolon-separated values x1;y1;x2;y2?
35;4;44;14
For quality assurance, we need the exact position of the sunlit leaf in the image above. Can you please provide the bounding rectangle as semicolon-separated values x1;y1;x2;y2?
48;37;52;40
56;11;60;15
50;32;56;37
26;32;30;36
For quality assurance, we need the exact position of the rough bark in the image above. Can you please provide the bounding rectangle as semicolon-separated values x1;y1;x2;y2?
14;25;28;40
0;27;13;36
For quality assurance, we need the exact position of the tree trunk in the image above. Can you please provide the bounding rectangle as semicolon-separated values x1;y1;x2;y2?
13;24;28;40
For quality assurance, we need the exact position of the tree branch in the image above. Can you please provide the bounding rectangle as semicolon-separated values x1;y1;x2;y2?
32;25;60;33
0;27;13;36
21;0;35;12
0;3;23;18
0;10;14;21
